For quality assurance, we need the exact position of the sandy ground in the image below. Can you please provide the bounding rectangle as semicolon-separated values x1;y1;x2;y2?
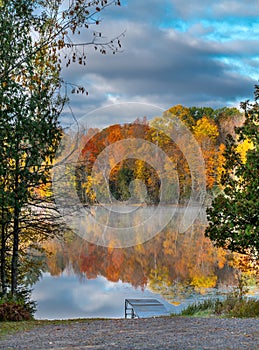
1;317;259;350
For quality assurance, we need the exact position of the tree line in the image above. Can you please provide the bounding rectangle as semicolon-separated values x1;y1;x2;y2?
75;105;244;205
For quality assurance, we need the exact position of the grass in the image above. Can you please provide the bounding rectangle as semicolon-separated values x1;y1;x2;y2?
2;297;259;339
174;296;259;318
0;318;106;339
180;298;216;317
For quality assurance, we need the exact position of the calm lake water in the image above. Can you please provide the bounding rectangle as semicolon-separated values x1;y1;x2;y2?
32;271;178;319
31;206;257;319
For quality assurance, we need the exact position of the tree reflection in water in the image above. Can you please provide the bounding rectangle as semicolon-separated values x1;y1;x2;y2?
43;206;237;304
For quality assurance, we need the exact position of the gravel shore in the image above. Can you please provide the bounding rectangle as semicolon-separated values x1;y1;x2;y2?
1;317;259;350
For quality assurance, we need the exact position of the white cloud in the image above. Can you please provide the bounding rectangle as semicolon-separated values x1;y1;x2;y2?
212;1;259;17
169;0;259;19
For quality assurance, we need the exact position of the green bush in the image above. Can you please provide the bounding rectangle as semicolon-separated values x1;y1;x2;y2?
229;298;259;317
180;298;216;316
178;296;259;318
214;296;237;315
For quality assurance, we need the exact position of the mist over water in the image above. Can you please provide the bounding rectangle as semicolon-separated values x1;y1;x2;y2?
32;205;247;320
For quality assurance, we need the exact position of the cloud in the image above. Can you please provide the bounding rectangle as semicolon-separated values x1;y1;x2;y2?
169;0;259;19
59;0;258;127
212;1;259;18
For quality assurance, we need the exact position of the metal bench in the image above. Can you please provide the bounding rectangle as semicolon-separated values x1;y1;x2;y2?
125;298;168;319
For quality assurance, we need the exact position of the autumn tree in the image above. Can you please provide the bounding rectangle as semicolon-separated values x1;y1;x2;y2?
193;116;219;189
150;107;197;202
215;107;244;144
206;87;259;258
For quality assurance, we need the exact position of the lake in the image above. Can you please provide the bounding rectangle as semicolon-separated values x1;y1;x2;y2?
31;206;256;319
32;271;179;319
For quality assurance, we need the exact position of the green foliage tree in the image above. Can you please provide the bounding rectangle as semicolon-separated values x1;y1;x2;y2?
189;106;215;121
205;87;259;258
0;0;63;296
0;0;122;297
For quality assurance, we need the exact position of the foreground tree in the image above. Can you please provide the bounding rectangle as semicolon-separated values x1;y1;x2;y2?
0;0;122;297
0;1;64;296
205;87;259;258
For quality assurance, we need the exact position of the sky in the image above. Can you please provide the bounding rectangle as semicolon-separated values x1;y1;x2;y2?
61;0;259;127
